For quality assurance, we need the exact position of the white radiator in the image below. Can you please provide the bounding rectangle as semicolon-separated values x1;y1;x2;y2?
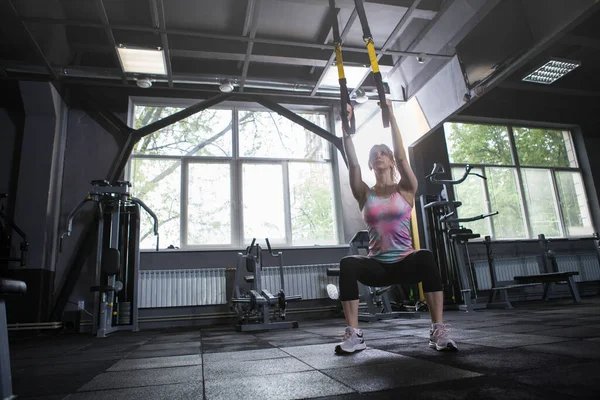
138;268;227;308
261;263;339;300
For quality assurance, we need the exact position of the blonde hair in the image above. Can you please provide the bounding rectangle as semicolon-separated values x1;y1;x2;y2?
368;144;398;182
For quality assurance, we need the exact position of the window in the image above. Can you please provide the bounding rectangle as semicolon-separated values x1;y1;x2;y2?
445;122;593;240
128;102;338;249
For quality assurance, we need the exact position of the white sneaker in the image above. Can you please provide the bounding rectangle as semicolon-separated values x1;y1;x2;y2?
429;323;458;351
326;284;339;300
335;327;367;354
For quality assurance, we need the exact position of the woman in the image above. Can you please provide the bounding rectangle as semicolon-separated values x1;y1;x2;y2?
336;100;457;353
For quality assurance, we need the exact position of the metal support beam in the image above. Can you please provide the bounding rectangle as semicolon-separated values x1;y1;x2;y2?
349;0;421;98
135;93;234;138
95;0;127;85
239;0;263;92
251;94;347;166
19;17;453;60
6;1;58;80
0;66;7;78
150;0;174;88
386;0;453;80
311;8;358;96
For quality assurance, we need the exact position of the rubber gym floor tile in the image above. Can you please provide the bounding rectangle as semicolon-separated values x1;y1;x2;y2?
512;360;600;398
9;351;129;368
266;336;338;348
204;370;354;400
108;354;203;371
529;324;600;338
414;347;579;376
135;341;201;351
10;343;91;360
77;344;145;355
461;332;572;348
300;326;358;336
65;381;204;400
77;365;203;392
126;347;201;359
11;360;117;397
253;330;316;340
201;340;275;354
280;343;404;369
204;356;314;379
321;358;481;393
468;323;552;334
147;333;202;343
202;347;290;363
200;333;261;343
367;337;487;357
521;339;600;359
311;375;575;400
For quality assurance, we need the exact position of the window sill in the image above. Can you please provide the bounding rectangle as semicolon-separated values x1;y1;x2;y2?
140;244;350;253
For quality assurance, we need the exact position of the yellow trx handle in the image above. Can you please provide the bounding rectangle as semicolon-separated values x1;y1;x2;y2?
335;44;345;79
365;39;380;74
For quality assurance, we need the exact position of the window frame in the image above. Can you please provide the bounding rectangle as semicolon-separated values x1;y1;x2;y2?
445;118;594;241
126;97;343;250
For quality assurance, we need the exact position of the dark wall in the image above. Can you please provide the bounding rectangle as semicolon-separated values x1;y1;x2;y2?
0;81;24;215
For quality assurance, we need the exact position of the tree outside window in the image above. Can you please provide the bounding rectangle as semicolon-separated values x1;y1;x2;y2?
444;122;593;240
128;104;338;249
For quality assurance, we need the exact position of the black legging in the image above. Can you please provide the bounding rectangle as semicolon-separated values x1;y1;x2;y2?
338;250;443;301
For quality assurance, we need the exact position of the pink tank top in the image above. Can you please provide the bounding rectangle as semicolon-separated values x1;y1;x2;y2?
362;188;414;263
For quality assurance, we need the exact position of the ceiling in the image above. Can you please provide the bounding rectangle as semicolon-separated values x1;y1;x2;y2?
0;0;452;100
497;6;600;96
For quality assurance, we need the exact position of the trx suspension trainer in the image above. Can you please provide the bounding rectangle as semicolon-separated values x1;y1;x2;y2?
329;0;356;135
353;0;390;128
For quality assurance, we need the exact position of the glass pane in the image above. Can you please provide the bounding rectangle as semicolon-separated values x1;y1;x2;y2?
132;105;232;157
444;123;513;165
451;167;490;238
487;167;527;239
289;163;337;245
513;128;576;167
521;169;562;237
556;171;594;237
130;158;181;249
238;111;330;160
188;163;231;245
242;164;285;243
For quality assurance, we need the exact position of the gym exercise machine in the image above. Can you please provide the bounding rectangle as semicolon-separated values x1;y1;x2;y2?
327;230;421;322
60;180;159;338
0;194;28;269
421;163;497;312
1;277;26;400
0;194;27;399
230;238;302;332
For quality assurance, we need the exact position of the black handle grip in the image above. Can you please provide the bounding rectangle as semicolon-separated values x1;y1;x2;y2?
340;83;356;135
373;72;389;128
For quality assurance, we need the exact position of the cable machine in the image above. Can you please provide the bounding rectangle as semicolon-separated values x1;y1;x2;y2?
60;180;159;337
421;164;498;312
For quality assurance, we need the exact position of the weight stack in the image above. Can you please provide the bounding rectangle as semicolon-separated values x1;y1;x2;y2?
117;302;131;325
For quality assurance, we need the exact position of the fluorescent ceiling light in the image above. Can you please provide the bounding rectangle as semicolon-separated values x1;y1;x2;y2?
320;65;393;89
522;58;580;85
117;47;167;75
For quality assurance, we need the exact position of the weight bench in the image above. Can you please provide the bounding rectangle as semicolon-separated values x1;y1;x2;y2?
1;277;27;400
489;272;581;309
